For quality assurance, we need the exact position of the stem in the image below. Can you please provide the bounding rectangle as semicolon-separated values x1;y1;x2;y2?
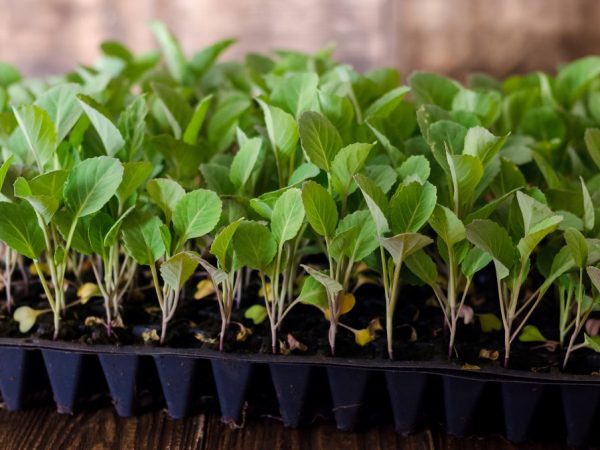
563;268;584;369
259;272;276;353
386;258;403;360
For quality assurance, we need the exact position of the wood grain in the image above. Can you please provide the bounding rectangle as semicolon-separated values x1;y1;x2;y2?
2;0;600;78
0;405;570;450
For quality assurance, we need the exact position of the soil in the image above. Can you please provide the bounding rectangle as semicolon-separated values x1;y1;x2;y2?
1;262;599;376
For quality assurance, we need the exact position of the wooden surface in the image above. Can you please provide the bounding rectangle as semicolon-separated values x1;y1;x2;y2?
0;406;570;450
2;0;600;78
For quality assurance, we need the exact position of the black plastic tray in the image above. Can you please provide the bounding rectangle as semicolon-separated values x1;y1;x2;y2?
0;337;599;446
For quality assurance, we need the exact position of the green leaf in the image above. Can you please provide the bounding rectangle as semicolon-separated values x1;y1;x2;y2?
478;313;502;332
426;120;467;173
64;156;124;219
211;218;244;271
271;72;319;118
584;128;600;170
587;266;600;293
301;264;342;296
0;62;21;86
160;251;199;290
517;191;558;236
330;143;373;198
122;213;166;265
355;173;390;237
77;95;125;156
461;247;492;279
0;202;45;260
409;72;459;109
584;334;600;353
229;137;262;191
555;56;600;108
519;325;547;343
149;20;187;83
466;219;516;278
259;100;298;162
244;304;268;325
54;212;93;255
117;96;147;159
173;189;222;246
117;161;153;207
390;181;437;234
232;221;276;272
463;126;507;167
12;104;57;170
405;250;438;286
183;95;212;145
366;165;397;194
103;205;135;248
289;162;320;186
581;177;595;232
364;86;410;120
271;188;305;245
429;204;465;248
152;82;192;140
398;155;430;184
0;156;13;192
88;213;114;257
565;227;588;269
301;181;338;237
335;210;379;261
380;233;433;265
516;192;563;261
452;89;501;127
15;170;68;223
447;153;484;215
298;111;342;171
36;83;83;142
299;275;328;310
147;178;186;225
189;38;235;76
207;93;250;153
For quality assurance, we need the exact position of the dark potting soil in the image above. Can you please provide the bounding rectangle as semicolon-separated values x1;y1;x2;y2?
1;263;599;376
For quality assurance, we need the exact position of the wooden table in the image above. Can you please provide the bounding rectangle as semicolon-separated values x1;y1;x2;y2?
0;406;569;449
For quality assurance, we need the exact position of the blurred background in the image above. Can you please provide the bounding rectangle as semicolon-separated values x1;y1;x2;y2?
1;0;600;79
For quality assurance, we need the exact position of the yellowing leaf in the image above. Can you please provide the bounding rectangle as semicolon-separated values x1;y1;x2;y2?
13;306;45;333
325;292;355;319
194;279;215;300
478;348;499;361
462;363;481;370
84;316;105;327
142;329;160;342
478;313;502;332
194;332;217;344
339;292;356;315
355;328;374;346
77;282;100;304
29;262;51;276
235;324;253;342
258;282;273;301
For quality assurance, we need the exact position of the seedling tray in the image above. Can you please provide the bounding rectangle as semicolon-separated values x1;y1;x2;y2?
1;338;599;446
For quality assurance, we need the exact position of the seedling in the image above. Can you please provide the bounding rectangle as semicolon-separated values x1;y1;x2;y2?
466;192;564;367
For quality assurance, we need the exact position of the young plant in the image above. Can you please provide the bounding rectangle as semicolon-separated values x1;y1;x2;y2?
406;211;493;358
197;218;243;351
466;192;564;367
561;228;600;367
232;188;306;353
356;174;435;359
123;184;222;343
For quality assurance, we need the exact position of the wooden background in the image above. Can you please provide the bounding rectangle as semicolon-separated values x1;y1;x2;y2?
2;0;600;79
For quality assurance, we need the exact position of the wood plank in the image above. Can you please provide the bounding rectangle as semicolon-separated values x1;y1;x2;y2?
0;405;570;450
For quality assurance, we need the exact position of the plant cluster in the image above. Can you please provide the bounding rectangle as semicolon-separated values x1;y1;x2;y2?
1;22;600;370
